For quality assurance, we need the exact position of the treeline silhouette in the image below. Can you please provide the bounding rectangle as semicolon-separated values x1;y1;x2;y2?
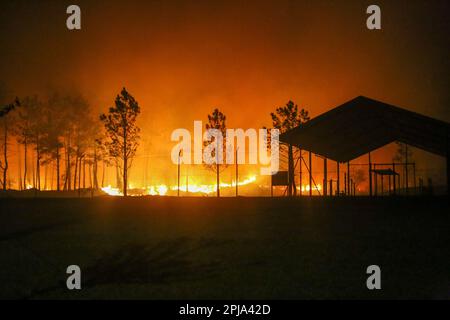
2;88;311;196
1;93;107;191
1;87;141;193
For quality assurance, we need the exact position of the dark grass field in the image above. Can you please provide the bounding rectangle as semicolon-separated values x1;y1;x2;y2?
0;196;449;299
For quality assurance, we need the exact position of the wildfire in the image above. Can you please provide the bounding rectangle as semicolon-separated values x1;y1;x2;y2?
101;185;123;196
170;175;257;194
298;184;322;192
147;185;168;196
101;176;257;196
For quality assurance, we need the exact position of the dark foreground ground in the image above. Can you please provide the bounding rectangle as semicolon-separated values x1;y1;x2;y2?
0;196;449;299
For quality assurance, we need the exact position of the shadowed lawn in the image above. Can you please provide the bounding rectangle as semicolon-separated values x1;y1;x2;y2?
0;196;449;299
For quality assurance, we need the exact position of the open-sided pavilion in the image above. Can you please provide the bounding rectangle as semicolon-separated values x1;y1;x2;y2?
280;96;450;196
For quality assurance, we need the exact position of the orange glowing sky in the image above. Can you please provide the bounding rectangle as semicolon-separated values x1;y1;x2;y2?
0;0;449;190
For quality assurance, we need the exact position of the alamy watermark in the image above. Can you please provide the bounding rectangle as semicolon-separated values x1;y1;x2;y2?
66;5;381;31
171;121;280;175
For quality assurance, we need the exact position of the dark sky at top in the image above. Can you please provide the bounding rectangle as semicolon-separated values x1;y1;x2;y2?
1;0;449;133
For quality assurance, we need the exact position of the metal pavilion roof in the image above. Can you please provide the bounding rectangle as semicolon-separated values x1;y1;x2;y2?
280;96;450;163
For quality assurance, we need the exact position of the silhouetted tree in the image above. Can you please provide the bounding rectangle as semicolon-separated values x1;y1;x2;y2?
270;101;310;196
0;97;20;190
3;89;105;192
393;142;413;164
73;108;96;193
393;142;414;188
100;88;140;196
353;168;366;192
94;135;111;188
15;97;33;189
41;93;66;191
204;108;228;197
27;97;46;190
90;136;103;190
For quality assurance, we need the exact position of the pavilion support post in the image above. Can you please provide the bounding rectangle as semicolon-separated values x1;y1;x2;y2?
309;151;312;197
344;173;347;195
447;137;450;197
388;176;391;195
299;148;302;196
393;163;396;195
329;179;333;197
287;145;292;197
177;151;181;197
405;144;409;194
374;164;377;196
369;152;372;197
270;176;273;197
235;148;238;197
336;161;340;196
323;158;328;196
347;161;350;196
447;155;450;197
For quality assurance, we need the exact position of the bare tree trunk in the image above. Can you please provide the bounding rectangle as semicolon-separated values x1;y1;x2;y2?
63;140;67;190
216;163;220;197
115;162;121;189
17;142;22;190
123;157;127;196
67;135;71;191
123;129;128;197
36;139;41;190
78;157;82;194
83;158;86;189
23;139;27;190
93;149;99;189
288;145;296;196
32;152;36;189
43;163;48;190
2;119;8;190
101;161;105;188
73;155;78;190
50;161;54;190
56;145;60;191
89;163;92;189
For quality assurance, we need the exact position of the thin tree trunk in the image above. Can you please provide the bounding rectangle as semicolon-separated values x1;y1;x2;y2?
216;163;220;197
93;149;99;189
2;119;8;191
63;140;67;190
32;151;36;188
43;163;47;190
36;152;40;190
116;163;120;189
36;138;41;190
78;157;82;195
123;129;128;196
288;145;296;196
18;142;22;190
23;139;28;190
50;161;54;190
73;155;78;190
83;158;86;189
123;157;127;196
89;163;93;197
67;135;71;191
101;161;105;188
56;145;60;191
